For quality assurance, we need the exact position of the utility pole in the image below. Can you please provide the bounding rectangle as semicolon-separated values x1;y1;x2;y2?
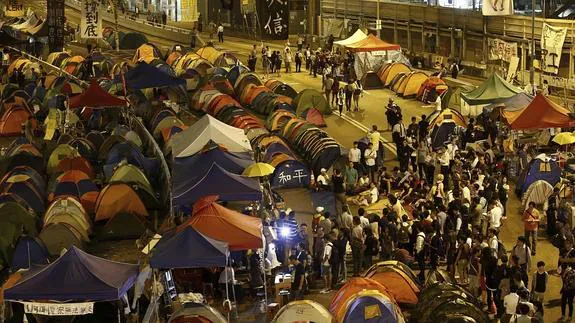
376;0;380;38
529;0;535;89
110;0;120;52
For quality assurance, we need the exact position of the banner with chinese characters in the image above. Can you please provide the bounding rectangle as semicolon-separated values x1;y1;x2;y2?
541;23;567;74
22;302;94;316
258;0;289;40
482;0;513;15
48;0;65;52
487;38;517;61
80;0;102;38
270;162;310;188
4;0;24;17
180;0;198;22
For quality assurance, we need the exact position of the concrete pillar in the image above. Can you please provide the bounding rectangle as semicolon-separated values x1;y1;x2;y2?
393;20;398;44
462;27;467;60
421;24;425;52
435;25;440;55
450;28;455;58
407;22;412;52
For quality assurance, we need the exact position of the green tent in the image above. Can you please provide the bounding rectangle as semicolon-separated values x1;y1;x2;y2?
460;73;522;106
0;202;37;236
293;89;330;115
0;222;22;269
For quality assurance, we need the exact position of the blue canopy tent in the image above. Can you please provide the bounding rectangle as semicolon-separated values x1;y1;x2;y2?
270;160;310;188
173;148;253;196
4;246;138;301
516;155;561;196
10;236;49;271
150;227;228;269
104;142;159;180
173;163;262;206
483;92;533;113
121;62;186;89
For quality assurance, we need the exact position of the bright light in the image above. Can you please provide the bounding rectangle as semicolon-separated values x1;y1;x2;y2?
280;227;290;238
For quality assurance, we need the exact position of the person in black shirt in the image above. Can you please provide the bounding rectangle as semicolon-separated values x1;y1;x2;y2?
418;114;429;142
332;168;346;206
289;255;305;300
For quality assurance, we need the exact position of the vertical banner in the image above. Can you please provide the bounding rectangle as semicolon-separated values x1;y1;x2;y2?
482;0;514;16
180;0;198;22
80;0;102;38
541;23;567;75
258;0;289;40
487;38;517;61
48;0;65;52
4;0;24;17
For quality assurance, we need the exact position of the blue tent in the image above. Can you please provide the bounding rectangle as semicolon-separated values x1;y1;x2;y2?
173;148;253;195
104;142;159;180
516;155;561;196
344;293;399;323
150;227;228;269
173;163;262;206
431;121;457;150
4;246;138;302
122;62;186;89
10;236;50;271
3;182;45;213
271;160;310;188
263;143;294;162
227;65;249;86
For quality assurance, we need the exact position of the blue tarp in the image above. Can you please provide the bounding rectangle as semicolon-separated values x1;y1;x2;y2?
484;92;533;112
271;160;310;188
173;147;253;195
104;142;159;180
150;227;228;269
173;163;262;206
10;237;49;272
4;246;138;301
344;295;397;323
122;62;186;89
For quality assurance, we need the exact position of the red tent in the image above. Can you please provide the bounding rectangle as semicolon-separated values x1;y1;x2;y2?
509;93;574;130
345;34;401;52
177;195;262;250
68;80;126;109
302;108;326;127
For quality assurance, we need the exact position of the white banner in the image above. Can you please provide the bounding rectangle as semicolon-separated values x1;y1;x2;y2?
80;0;102;39
482;0;514;16
22;302;94;316
541;23;567;75
5;0;24;17
488;38;517;61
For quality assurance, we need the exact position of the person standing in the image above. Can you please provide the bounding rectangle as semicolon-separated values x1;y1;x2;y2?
322;75;334;106
352;79;363;111
512;236;531;273
289;255;305;300
344;161;359;195
561;265;575;321
532;261;548;306
364;143;377;183
217;23;224;43
295;50;303;72
450;60;460;79
285;48;292;73
455;235;470;285
344;80;355;112
363;227;378;269
320;235;333;293
332;169;346;210
351;216;365;276
330;76;340;107
348;141;361;168
297;35;304;51
523;201;540;256
414;223;426;281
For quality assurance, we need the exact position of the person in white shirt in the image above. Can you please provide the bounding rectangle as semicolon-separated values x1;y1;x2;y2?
503;291;519;315
462;181;471;205
368;125;381;152
488;201;503;231
358;208;370;228
341;207;353;231
285;48;292;73
438;146;451;187
488;228;499;256
364;143;377;182
348;141;361;165
321;236;333;293
217;24;224;43
316;168;330;189
415;226;426;280
434;95;442;111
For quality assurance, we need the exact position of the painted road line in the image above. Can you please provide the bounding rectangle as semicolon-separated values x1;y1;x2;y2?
339;113;398;157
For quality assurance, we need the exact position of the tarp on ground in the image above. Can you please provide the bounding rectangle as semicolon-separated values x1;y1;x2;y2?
460;73;523;106
173;163;262;206
69;80;126;109
505;93;573;130
178;195;262;251
169;114;252;158
150;226;229;269
122;63;186;89
4;246;138;302
334;29;368;46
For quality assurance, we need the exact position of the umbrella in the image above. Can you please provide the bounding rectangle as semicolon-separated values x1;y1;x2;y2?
242;162;275;177
554;132;575;145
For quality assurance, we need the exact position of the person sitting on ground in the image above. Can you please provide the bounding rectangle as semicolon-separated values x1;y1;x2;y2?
351;183;379;206
316;168;330;190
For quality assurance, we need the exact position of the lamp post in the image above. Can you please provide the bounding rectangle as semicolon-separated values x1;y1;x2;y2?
376;0;380;38
109;0;120;52
529;0;535;91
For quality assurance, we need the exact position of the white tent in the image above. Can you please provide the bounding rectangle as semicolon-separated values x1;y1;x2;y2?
168;114;252;158
272;300;334;323
334;29;368;46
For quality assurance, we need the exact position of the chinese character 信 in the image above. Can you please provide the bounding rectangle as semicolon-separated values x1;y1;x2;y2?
278;171;291;184
266;0;287;7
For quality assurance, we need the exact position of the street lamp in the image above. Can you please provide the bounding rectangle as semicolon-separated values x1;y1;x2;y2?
529;0;535;91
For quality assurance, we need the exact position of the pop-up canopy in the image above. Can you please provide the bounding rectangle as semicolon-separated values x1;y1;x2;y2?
334;29;368;46
506;93;574;130
68;80;126;109
460;73;523;106
4;246;138;301
345;34;401;52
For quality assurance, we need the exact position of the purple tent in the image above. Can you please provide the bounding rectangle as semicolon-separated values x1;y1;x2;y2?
173;163;262;206
150;227;228;269
4;246;138;301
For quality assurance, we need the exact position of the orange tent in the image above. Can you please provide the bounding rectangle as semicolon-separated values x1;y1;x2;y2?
329;278;399;320
345;34;401;52
56;156;95;179
505;93;574;130
94;183;148;222
0;107;32;136
178;195;262;250
364;264;420;304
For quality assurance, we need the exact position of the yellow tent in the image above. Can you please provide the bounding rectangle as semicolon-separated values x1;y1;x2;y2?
47;144;81;174
133;44;161;64
381;63;411;87
397;71;428;97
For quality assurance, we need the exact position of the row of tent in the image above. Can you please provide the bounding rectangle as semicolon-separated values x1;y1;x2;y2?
266;109;341;174
46;51;114;80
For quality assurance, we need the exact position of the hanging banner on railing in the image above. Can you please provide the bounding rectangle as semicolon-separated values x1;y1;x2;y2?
22;302;94;316
80;0;102;38
482;0;513;16
487;38;517;61
47;0;65;52
4;0;24;17
257;0;289;40
541;23;567;75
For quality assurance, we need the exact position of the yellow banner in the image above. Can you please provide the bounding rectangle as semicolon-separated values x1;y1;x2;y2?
5;0;24;17
180;0;197;22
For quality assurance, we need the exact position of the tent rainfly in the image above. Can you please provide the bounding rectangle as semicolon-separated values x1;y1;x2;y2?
68;80;126;109
460;73;523;106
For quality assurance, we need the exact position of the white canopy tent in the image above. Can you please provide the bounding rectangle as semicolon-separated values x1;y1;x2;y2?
334;29;368;46
168;114;252;158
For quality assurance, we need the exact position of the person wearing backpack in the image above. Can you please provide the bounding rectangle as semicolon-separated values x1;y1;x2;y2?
397;215;412;253
561;264;575;321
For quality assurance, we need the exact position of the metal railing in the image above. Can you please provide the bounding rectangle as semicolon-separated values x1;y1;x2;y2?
6;46;173;218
